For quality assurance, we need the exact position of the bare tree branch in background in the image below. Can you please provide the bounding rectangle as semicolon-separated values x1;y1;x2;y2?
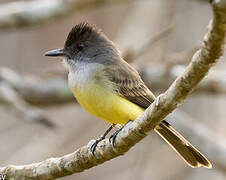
0;0;134;30
0;0;225;179
0;80;54;128
0;67;72;104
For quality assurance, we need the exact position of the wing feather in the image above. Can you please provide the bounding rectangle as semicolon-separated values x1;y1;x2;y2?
105;59;155;108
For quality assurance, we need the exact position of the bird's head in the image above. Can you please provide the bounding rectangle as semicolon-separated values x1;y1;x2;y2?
45;22;120;68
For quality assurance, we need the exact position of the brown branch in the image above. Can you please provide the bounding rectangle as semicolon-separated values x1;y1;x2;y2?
0;0;134;30
0;0;225;179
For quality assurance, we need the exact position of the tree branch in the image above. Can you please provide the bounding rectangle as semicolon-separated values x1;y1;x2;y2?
0;0;225;179
0;67;72;104
0;81;55;128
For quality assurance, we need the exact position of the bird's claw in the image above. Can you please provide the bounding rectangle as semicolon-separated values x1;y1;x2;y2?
109;129;120;146
90;137;104;155
90;124;115;154
109;120;132;146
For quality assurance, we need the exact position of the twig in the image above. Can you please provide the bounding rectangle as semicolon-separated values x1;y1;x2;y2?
0;0;225;179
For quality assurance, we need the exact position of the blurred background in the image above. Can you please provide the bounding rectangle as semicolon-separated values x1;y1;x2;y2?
0;0;226;179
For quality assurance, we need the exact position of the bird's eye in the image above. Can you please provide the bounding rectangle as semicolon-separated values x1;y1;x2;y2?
77;43;85;51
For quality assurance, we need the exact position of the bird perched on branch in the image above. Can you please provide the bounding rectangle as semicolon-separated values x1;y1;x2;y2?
45;22;211;168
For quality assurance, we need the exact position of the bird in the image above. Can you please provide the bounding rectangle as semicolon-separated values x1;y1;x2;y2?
45;22;212;168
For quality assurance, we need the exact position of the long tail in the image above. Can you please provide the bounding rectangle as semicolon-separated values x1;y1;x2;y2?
154;120;212;168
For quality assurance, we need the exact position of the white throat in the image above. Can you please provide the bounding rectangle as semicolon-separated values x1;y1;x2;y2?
66;60;103;90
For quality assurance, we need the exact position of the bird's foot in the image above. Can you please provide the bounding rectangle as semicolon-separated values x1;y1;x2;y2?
109;120;132;146
90;136;105;155
109;129;121;146
90;124;115;155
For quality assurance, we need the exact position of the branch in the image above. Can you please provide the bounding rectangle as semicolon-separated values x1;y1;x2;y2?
0;0;134;30
0;81;55;128
0;67;72;104
0;1;225;179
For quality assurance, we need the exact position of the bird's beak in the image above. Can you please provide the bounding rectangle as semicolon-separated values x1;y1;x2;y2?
45;49;65;57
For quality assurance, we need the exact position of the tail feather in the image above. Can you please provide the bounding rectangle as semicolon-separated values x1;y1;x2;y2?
155;120;212;168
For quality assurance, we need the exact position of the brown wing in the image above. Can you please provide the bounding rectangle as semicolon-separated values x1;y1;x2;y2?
105;58;155;108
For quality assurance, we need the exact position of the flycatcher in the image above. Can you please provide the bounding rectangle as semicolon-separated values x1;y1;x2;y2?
45;22;211;168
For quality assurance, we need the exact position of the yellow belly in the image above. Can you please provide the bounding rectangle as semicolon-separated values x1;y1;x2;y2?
71;83;144;125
